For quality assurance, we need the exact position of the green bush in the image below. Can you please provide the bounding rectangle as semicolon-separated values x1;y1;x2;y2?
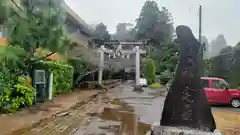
0;75;35;113
143;58;156;84
35;61;74;95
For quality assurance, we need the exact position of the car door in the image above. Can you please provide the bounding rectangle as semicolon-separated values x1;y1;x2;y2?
202;79;214;102
210;80;231;103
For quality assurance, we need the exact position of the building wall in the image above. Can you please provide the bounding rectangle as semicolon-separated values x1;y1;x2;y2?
63;2;93;48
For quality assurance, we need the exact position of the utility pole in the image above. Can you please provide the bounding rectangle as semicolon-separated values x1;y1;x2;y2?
199;5;202;46
198;5;205;77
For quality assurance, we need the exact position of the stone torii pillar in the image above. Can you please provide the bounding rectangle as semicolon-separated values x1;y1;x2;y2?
135;46;140;86
98;45;105;84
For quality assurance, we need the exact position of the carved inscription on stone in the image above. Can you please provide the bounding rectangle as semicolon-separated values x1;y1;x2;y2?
181;87;195;121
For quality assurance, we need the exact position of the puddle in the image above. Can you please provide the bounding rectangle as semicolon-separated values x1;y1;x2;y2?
97;98;151;135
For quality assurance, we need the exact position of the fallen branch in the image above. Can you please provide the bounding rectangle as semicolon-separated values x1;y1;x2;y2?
10;0;24;11
10;0;29;22
30;52;56;63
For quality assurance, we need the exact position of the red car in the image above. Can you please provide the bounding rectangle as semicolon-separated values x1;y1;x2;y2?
202;77;240;108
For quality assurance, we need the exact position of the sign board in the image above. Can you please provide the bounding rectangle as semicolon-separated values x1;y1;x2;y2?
35;70;46;84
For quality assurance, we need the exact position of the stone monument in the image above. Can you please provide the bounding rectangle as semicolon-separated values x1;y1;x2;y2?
150;25;221;135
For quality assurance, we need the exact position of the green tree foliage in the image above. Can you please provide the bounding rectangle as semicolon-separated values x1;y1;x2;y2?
148;41;179;84
68;55;98;86
0;0;11;24
0;46;25;64
230;43;240;87
152;42;179;73
0;0;73;113
142;58;156;84
135;1;174;45
134;1;177;84
8;0;70;65
210;46;234;79
204;42;240;88
93;23;110;42
113;23;135;41
210;34;228;57
204;59;212;76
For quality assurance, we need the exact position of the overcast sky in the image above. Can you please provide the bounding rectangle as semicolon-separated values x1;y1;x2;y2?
65;0;240;46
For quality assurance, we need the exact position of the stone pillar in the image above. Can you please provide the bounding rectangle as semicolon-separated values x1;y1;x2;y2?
98;45;104;84
135;46;140;86
48;72;53;100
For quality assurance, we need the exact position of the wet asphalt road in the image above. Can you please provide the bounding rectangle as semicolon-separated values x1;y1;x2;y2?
82;84;240;134
15;84;240;135
107;85;240;124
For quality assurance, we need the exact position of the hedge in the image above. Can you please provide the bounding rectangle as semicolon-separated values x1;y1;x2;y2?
35;61;74;95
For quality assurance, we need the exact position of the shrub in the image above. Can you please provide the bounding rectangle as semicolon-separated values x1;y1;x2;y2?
35;61;74;95
0;75;35;113
143;58;156;84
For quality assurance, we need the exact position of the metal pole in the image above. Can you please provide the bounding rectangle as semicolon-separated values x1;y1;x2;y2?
98;45;104;84
135;46;140;86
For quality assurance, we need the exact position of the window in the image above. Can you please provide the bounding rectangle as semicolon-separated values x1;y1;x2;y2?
212;80;225;89
202;79;209;88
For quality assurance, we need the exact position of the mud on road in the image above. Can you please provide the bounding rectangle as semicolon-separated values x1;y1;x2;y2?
11;85;152;135
10;85;240;135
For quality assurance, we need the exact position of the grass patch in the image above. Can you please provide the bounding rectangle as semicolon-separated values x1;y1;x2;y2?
149;83;161;88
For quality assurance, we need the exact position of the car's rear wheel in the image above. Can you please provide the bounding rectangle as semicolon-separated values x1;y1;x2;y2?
231;99;240;108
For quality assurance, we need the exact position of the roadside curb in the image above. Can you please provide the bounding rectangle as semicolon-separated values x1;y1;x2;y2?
7;91;102;135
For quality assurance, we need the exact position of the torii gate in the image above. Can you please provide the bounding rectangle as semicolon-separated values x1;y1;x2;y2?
97;41;146;86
